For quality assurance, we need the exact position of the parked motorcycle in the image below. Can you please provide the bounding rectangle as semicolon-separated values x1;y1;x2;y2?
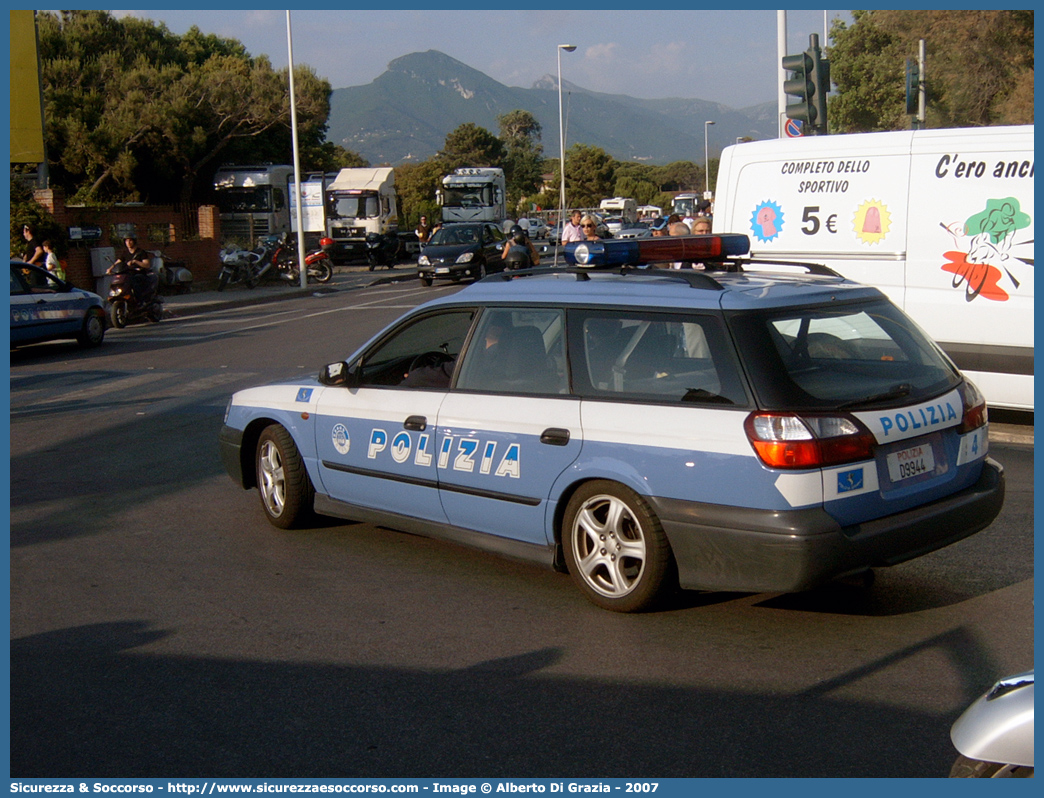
365;232;400;271
217;240;273;290
107;262;163;328
950;670;1034;777
279;236;334;284
151;250;193;294
249;234;292;286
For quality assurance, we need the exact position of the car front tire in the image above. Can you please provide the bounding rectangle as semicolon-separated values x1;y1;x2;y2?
256;425;315;529
563;480;675;612
77;308;106;346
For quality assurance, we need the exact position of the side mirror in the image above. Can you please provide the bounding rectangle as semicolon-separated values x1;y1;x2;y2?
319;361;354;387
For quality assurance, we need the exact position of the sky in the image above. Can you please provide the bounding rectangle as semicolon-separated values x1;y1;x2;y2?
114;9;852;109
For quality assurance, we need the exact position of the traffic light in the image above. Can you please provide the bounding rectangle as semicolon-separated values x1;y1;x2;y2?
783;33;830;135
782;51;816;127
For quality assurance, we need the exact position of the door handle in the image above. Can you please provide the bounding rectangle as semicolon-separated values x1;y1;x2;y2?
540;427;571;446
404;415;427;431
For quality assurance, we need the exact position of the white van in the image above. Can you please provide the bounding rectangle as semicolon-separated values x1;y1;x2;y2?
714;125;1034;410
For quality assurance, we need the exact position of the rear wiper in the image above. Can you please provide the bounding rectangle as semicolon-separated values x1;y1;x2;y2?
839;383;912;409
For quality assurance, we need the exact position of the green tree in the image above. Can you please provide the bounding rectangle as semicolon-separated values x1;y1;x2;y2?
36;10;335;204
652;161;703;193
438;123;506;170
497;110;544;212
828;10;1034;132
564;144;615;209
395;159;444;228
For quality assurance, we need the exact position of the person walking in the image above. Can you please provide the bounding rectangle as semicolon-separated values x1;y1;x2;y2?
21;225;44;265
561;210;584;244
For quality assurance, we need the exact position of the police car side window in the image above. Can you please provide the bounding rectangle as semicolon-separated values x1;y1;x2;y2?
569;309;748;406
356;309;476;389
11;267;28;295
456;307;568;395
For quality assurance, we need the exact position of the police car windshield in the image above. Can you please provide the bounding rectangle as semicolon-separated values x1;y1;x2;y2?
728;299;961;410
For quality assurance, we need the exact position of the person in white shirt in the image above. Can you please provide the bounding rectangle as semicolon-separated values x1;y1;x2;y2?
560;210;584;244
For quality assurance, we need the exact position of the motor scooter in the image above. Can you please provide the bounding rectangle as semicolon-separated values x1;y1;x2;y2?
151;250;193;294
365;232;400;271
107;262;163;328
950;670;1033;777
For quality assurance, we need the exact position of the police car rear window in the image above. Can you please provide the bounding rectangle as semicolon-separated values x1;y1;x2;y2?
568;309;749;406
728;299;961;410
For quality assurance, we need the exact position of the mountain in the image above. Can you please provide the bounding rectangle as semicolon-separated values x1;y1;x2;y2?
327;50;777;166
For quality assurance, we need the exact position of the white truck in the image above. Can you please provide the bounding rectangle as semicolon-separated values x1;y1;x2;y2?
713;125;1034;410
599;197;638;223
438;167;506;224
671;192;711;220
324;167;400;262
213;164;294;244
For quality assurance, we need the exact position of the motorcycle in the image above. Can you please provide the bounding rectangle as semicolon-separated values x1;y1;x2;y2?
249;234;293;286
217;238;278;290
107;261;163;328
151;250;193;294
950;670;1034;777
277;236;334;284
365;232;401;271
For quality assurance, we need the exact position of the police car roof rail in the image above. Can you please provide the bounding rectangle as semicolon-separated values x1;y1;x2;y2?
735;258;844;278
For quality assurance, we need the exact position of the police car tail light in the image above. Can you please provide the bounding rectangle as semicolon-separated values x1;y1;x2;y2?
957;380;988;433
745;412;876;469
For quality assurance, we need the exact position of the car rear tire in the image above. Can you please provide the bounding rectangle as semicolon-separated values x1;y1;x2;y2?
256;425;315;529
562;480;675;612
109;299;128;329
77;308;106;347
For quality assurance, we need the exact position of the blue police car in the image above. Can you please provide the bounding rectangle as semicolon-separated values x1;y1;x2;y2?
219;235;1004;612
11;260;107;348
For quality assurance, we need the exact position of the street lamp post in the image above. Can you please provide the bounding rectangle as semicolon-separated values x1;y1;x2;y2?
704;120;715;196
557;44;577;264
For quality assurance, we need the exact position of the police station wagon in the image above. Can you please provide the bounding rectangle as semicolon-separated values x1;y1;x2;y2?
219;235;1004;612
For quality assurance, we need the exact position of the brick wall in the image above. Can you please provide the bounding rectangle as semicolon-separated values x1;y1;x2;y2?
33;188;223;291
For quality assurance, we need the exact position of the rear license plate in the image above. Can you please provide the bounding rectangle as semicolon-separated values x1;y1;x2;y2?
887;443;935;482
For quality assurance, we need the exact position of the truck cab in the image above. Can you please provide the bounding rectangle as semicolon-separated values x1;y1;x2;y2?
324;167;399;262
213;164;294;244
438;168;506;224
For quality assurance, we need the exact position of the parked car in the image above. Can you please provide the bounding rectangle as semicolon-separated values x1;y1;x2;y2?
417;222;506;286
220;234;1004;612
10;260;106;348
603;216;627;236
615;220;652;239
525;218;549;239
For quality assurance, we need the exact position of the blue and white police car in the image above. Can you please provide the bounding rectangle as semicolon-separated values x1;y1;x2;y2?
219;235;1004;612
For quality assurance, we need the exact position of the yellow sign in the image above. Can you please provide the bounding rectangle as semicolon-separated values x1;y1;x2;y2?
852;199;892;246
10;10;45;163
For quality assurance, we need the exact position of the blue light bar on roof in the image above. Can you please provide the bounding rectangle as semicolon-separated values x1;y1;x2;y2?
565;235;750;267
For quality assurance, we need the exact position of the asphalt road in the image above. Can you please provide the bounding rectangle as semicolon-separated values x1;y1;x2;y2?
9;281;1034;778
